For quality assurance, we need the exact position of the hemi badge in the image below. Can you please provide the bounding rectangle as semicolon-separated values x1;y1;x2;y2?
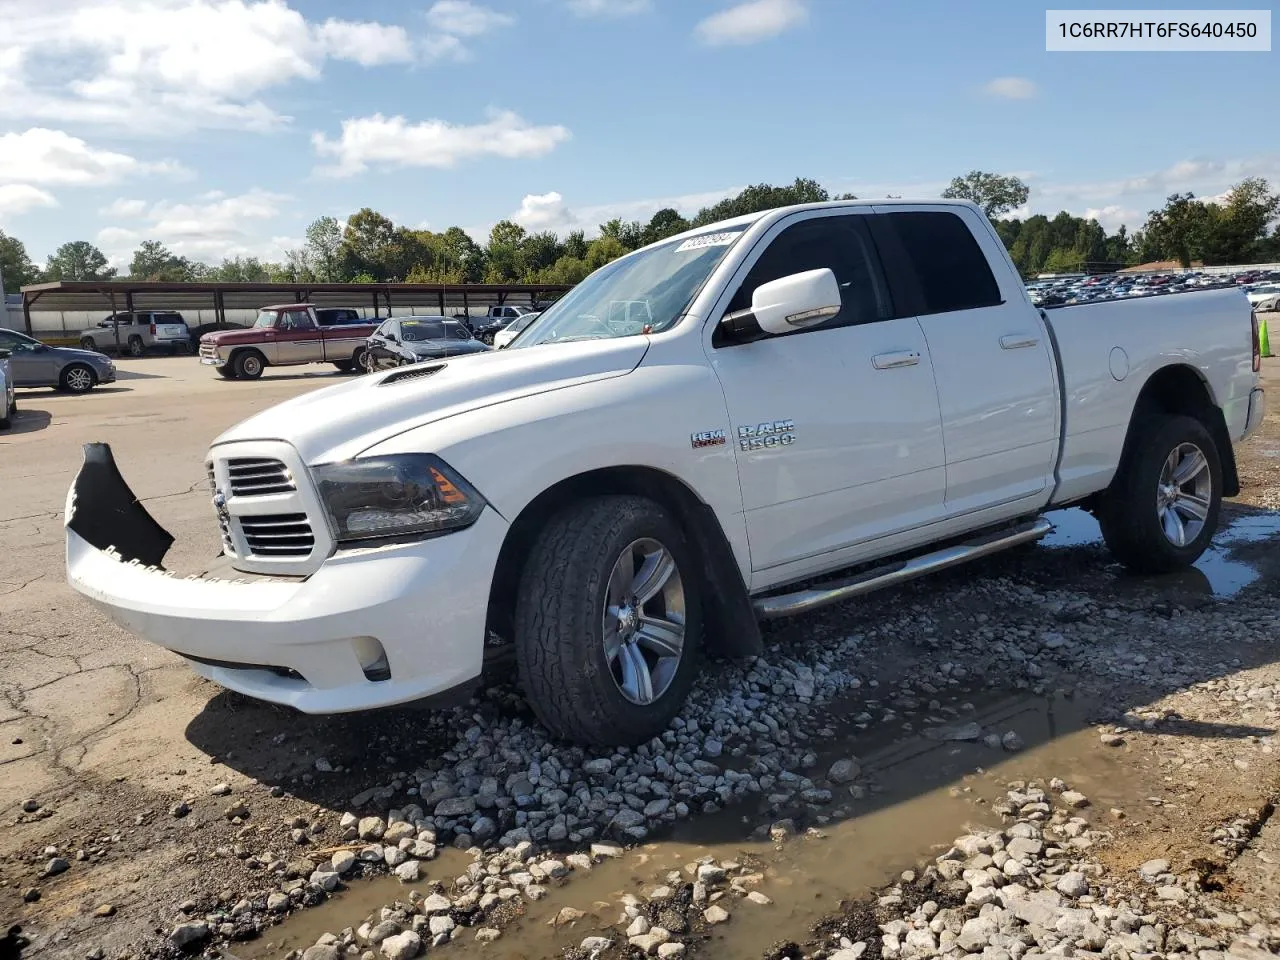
691;429;727;449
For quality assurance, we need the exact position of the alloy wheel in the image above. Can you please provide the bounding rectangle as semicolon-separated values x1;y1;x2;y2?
1156;442;1212;547
601;537;686;705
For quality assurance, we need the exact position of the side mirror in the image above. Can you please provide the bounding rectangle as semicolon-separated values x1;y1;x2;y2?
721;268;842;339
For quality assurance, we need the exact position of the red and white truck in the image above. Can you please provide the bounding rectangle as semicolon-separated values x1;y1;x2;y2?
198;304;376;379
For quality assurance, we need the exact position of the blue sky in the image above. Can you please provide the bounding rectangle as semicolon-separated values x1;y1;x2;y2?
0;0;1276;269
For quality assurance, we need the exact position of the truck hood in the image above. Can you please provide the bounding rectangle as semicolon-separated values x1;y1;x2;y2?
202;328;260;346
213;336;650;464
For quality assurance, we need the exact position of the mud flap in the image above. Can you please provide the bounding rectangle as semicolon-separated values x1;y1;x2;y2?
67;442;175;568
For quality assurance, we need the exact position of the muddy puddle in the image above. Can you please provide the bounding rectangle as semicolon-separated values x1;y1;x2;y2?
242;690;1151;960
1041;507;1280;597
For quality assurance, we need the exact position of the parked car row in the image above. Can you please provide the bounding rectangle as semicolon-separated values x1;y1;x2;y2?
1027;269;1280;308
0;327;117;394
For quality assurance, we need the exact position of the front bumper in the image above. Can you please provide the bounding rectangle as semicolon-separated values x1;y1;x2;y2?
64;443;504;713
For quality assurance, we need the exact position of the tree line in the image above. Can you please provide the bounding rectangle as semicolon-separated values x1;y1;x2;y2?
2;173;1278;293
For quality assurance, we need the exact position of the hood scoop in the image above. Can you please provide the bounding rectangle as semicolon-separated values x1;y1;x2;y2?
379;362;447;386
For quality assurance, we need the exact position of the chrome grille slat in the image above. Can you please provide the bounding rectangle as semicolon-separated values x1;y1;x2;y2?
226;457;294;496
240;512;314;557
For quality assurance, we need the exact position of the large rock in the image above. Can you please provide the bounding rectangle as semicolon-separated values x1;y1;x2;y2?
332;850;357;874
358;817;386;841
301;947;341;960
379;931;422;960
434;797;476;818
170;922;210;949
1056;872;1089;898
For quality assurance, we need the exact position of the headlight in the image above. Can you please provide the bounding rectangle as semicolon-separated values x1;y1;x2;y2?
313;454;486;542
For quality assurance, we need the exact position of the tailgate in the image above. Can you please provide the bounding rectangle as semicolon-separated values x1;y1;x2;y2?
156;322;188;339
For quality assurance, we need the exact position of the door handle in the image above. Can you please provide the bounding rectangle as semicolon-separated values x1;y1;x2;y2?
1000;334;1039;350
872;351;920;370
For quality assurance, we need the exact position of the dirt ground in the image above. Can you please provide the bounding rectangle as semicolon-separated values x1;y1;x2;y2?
2;355;1279;960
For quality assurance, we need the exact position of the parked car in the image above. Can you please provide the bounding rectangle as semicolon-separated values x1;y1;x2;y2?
0;327;116;393
0;350;14;429
474;305;535;344
492;311;541;349
80;311;192;356
198;304;378;379
65;199;1264;747
1245;285;1280;312
366;317;491;371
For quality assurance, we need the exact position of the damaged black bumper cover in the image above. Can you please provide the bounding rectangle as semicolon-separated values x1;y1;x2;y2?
68;442;175;568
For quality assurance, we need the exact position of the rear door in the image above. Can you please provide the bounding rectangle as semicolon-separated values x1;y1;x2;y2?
152;311;188;342
706;209;947;583
874;205;1058;516
319;310;366;361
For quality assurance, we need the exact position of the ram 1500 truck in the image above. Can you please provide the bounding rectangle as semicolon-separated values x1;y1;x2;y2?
66;200;1266;747
199;304;376;379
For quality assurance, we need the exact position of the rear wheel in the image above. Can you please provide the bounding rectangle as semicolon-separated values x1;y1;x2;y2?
514;495;701;746
232;350;265;380
1097;414;1222;573
60;364;97;394
351;346;368;373
127;336;144;357
332;360;355;372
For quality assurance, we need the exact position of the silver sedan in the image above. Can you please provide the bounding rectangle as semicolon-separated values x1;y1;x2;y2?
0;328;117;393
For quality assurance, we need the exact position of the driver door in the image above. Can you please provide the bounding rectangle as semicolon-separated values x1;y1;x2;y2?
706;211;947;587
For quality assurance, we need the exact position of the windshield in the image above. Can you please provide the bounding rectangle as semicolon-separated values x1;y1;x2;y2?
402;321;446;341
518;227;749;346
508;312;540;334
253;311;279;328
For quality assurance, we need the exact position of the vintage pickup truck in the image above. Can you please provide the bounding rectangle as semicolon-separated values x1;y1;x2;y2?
199;304;376;378
67;199;1265;747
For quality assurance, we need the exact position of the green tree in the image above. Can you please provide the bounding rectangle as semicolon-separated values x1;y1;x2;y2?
305;216;345;281
1199;177;1280;264
438;227;485;282
128;240;197;280
585;235;628;271
212;256;270;282
642;208;689;246
384;228;435;281
489;220;527;249
519;231;563;275
1142;193;1210;267
942;170;1030;219
691;178;830;227
339;208;397;280
44;240;116;281
562;230;588;260
0;230;40;291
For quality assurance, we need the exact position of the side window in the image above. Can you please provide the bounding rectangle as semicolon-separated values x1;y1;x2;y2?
884;212;1002;314
280;311;314;331
726;216;892;330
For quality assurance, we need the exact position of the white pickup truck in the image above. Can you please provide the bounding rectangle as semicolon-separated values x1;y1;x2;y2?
66;200;1266;747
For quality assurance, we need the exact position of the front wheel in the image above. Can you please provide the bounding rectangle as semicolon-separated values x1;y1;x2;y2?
232;351;265;380
215;366;237;380
127;336;144;357
1097;414;1222;573
351;346;368;373
79;337;98;351
60;364;97;394
514;495;701;747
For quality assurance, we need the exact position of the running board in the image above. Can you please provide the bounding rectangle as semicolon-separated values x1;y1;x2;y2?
751;517;1053;620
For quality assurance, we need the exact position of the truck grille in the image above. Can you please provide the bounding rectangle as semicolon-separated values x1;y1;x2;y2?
239;513;316;557
199;341;218;361
207;462;234;552
227;457;295;495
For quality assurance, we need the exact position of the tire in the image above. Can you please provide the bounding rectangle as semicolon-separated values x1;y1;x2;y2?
60;364;97;394
351;346;368;373
332;360;355;372
79;337;98;351
1097;414;1222;574
232;350;265;380
514;495;702;746
127;336;144;357
215;366;237;380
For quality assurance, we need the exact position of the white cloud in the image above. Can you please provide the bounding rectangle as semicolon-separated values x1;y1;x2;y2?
95;188;293;265
695;0;807;46
312;110;571;177
503;185;741;237
425;1;514;37
1082;205;1140;233
99;198;149;217
983;76;1038;100
0;0;422;134
0;128;184;186
0;184;58;219
566;0;652;16
316;19;415;66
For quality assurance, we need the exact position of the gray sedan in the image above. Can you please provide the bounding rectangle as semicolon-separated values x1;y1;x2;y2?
0;328;117;393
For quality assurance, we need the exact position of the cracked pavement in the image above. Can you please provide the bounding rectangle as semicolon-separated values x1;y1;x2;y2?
0;360;355;954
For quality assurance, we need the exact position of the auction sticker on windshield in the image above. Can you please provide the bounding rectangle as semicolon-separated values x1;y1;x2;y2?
675;232;740;253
